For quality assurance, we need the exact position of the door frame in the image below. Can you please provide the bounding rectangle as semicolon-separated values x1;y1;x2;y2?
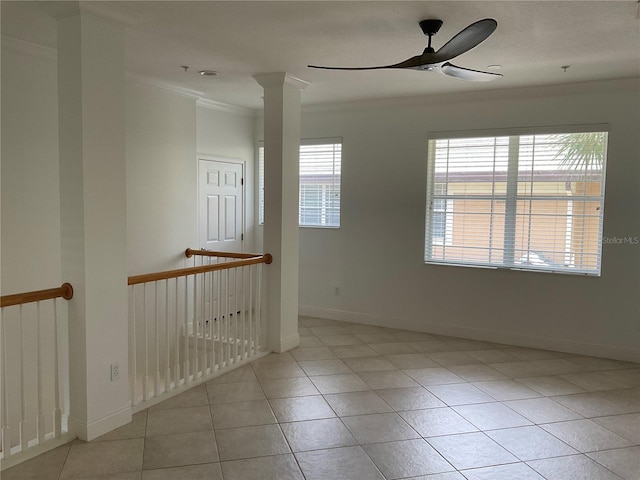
197;154;246;252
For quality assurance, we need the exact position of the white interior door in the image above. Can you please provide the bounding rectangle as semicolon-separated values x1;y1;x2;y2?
199;159;244;252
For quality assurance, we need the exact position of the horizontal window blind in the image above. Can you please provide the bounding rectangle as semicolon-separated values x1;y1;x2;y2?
425;131;607;275
259;138;342;228
299;140;341;227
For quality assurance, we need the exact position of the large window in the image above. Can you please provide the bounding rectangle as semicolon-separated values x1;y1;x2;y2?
258;138;342;228
425;129;608;275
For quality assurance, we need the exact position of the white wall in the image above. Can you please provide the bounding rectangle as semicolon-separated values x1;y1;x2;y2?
295;79;640;361
125;80;198;276
126;92;259;276
196;104;257;251
0;42;63;441
1;40;61;293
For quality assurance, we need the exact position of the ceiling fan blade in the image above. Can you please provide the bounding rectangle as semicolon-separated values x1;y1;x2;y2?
440;62;502;81
388;55;425;69
308;55;423;71
308;65;390;71
432;18;497;63
308;19;499;73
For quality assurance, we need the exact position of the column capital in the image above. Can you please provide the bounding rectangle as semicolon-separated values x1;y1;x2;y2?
253;72;310;91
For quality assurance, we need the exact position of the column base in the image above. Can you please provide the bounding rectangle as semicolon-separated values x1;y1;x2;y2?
68;404;132;441
271;333;300;353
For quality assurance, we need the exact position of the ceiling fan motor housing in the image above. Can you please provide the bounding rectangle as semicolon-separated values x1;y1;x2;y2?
419;19;444;36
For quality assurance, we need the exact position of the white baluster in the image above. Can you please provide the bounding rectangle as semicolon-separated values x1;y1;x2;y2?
165;279;171;392
209;268;215;373
256;263;263;353
143;286;149;402
224;269;232;367
174;278;180;386
36;301;45;444
184;276;190;384
201;270;207;375
193;273;199;378
247;265;254;357
238;266;247;360
233;268;239;362
130;286;137;406
53;299;62;437
216;268;222;369
1;307;12;457
154;282;160;398
18;305;28;452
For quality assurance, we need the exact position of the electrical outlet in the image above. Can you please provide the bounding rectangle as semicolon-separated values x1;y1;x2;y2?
334;286;341;296
110;363;120;381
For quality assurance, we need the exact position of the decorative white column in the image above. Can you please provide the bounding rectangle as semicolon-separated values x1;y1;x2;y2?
253;73;308;353
57;7;130;440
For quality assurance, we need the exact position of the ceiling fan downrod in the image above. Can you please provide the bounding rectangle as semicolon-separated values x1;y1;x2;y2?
419;19;443;53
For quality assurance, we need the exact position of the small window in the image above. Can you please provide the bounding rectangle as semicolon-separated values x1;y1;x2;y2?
425;130;608;275
258;138;342;228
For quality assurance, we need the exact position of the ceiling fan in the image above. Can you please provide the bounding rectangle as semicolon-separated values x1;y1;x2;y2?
308;18;502;82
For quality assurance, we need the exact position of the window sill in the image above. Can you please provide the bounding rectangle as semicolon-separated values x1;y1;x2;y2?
424;260;600;277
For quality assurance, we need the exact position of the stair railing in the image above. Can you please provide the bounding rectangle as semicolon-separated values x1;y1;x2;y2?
1;283;74;468
127;250;272;410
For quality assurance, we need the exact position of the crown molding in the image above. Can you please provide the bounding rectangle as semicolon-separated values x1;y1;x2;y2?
196;98;257;117
126;72;256;117
128;74;256;115
253;72;310;91
300;77;640;114
0;45;254;114
1;35;57;61
42;1;137;27
126;73;204;100
80;1;138;27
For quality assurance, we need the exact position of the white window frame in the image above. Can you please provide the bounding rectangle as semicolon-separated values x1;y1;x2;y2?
425;125;608;276
258;137;342;228
431;183;454;246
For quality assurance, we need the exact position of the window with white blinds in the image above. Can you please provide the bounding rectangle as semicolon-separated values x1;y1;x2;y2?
258;138;342;228
425;130;608;275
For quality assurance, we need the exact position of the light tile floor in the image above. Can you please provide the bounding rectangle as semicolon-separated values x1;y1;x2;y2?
4;317;639;480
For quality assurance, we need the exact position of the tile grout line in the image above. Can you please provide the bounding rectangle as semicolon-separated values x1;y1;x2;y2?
55;441;73;480
6;317;639;479
204;382;223;474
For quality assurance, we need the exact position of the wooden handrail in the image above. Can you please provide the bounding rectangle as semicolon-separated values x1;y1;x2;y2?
1;283;74;308
128;253;273;286
185;248;264;260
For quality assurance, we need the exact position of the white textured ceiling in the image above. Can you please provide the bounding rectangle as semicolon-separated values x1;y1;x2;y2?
3;1;640;110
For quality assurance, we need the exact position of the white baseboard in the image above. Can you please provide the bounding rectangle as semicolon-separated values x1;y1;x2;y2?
272;333;300;353
299;306;640;363
69;404;132;442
